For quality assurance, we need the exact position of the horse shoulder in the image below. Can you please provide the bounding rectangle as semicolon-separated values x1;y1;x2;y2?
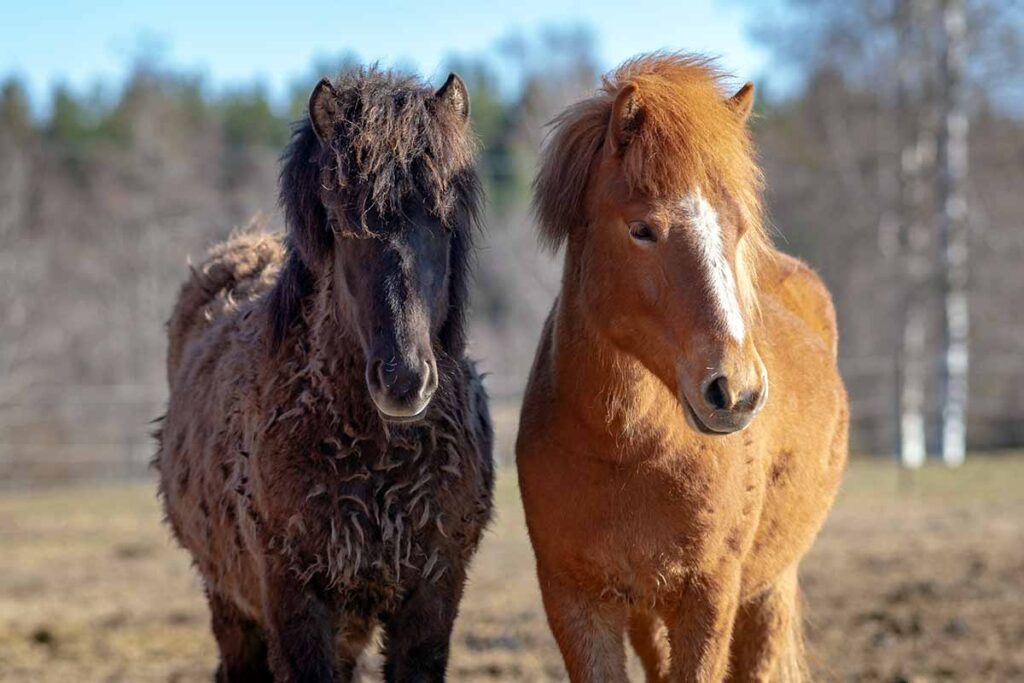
461;360;493;454
457;359;496;519
760;251;838;358
516;306;558;461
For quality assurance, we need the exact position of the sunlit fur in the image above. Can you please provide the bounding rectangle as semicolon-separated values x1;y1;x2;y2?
680;189;747;343
518;53;848;682
533;52;769;317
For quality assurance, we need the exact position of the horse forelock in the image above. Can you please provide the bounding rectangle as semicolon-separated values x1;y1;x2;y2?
271;66;481;356
310;66;480;234
533;52;769;312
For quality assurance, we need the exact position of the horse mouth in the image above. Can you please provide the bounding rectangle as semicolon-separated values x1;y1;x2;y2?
681;397;719;435
376;404;430;425
681;394;759;435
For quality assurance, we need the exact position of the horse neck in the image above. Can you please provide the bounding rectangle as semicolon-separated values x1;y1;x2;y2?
550;259;682;448
287;269;379;427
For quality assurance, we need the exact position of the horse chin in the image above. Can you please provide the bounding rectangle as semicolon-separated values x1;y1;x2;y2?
680;394;758;436
374;402;431;426
680;395;719;435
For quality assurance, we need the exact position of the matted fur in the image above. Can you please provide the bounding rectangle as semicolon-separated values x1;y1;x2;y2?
271;66;482;353
309;68;478;228
155;67;493;681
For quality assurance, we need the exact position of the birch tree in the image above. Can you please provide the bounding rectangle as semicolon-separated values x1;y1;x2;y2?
896;0;937;468
936;0;970;465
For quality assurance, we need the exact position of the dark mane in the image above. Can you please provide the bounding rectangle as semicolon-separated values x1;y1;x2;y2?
269;66;482;354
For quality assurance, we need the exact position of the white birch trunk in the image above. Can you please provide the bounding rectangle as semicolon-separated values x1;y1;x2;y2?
896;0;934;468
937;0;970;466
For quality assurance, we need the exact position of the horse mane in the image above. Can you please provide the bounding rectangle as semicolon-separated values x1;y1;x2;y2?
533;52;770;308
270;66;482;354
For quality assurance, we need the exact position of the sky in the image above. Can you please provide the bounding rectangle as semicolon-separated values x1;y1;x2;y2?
0;0;774;110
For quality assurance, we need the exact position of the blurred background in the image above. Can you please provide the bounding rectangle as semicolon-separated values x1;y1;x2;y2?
1;1;1022;681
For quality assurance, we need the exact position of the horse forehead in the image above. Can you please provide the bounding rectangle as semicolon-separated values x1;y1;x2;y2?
673;188;744;248
674;189;719;226
674;188;747;343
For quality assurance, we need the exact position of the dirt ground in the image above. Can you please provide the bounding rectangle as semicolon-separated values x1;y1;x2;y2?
1;455;1021;682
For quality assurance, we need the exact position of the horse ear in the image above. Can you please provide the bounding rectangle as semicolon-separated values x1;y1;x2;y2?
606;83;643;155
308;78;338;145
728;82;755;123
434;73;470;122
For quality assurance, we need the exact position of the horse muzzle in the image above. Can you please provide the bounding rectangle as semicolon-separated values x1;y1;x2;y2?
366;353;438;424
681;366;768;435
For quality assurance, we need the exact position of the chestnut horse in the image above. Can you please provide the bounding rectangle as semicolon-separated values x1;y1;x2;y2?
516;54;848;682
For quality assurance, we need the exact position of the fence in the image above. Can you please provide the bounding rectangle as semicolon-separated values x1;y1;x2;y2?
2;357;1021;486
0;384;526;486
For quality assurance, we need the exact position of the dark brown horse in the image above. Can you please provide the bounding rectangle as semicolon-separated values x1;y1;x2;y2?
517;53;848;682
156;67;493;682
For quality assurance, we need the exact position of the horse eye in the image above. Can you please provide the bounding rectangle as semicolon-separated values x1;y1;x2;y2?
629;222;657;243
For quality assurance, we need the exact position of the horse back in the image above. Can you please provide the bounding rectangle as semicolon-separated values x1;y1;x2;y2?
165;228;284;386
759;250;838;358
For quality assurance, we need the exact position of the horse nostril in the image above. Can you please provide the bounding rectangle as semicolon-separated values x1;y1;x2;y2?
367;360;384;391
736;388;762;414
420;359;436;398
371;357;434;401
703;375;731;411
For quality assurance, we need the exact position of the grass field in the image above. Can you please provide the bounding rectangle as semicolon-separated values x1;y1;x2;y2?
1;456;1022;682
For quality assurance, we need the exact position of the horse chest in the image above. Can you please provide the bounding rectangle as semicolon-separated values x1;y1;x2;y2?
523;445;759;600
532;454;741;557
252;421;482;611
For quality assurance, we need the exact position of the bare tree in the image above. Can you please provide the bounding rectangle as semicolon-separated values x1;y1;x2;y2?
750;0;1024;458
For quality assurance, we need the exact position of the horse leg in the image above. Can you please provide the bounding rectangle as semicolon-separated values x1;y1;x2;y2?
262;566;338;682
627;609;671;682
664;568;743;683
335;617;374;682
380;568;467;682
537;567;629;683
207;590;273;683
727;567;807;683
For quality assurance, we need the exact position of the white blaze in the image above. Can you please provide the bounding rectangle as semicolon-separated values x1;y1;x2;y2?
679;190;746;343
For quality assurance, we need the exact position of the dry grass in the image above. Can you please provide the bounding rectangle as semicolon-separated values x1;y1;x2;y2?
1;455;1022;682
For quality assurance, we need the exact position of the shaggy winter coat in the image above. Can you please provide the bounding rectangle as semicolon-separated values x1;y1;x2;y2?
155;67;493;682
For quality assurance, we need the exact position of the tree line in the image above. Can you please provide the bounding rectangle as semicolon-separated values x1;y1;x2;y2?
1;14;1022;480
